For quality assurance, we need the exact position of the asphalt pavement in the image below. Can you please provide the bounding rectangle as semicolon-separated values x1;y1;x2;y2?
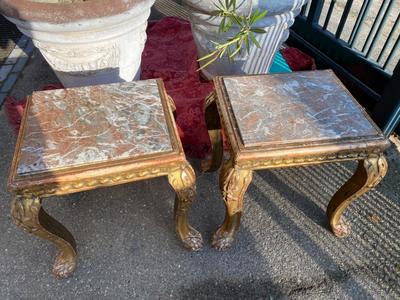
0;48;399;300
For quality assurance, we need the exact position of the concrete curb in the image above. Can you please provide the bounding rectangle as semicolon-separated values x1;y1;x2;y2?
0;35;34;108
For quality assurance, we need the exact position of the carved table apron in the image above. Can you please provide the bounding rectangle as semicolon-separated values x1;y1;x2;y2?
8;79;203;278
203;70;389;251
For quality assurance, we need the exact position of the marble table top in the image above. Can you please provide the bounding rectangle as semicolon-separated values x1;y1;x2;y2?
223;70;381;148
16;80;173;176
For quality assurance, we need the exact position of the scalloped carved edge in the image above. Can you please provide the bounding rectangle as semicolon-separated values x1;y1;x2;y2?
18;163;183;198
238;152;383;170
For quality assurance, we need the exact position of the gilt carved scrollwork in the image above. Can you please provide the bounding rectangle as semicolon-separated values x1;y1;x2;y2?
18;164;183;198
168;162;196;216
211;159;253;250
11;196;41;234
219;159;253;216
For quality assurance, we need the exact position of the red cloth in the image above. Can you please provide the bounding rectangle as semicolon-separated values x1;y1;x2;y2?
141;17;214;158
281;47;316;71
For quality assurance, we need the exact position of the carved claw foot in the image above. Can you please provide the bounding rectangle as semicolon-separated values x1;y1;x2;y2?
179;226;204;251
53;253;77;279
331;218;351;238
212;228;235;251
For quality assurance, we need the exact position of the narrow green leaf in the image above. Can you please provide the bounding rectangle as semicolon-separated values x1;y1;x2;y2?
250;28;266;34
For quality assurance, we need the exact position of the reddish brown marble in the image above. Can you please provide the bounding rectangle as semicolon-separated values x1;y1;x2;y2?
223;70;380;148
17;80;173;175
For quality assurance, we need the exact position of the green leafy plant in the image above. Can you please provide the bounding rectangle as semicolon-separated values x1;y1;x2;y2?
198;0;268;70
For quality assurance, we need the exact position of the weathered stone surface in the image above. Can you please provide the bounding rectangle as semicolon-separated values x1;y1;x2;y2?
0;0;152;23
17;80;172;175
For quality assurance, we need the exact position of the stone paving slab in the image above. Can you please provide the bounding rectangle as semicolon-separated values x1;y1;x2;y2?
0;15;21;64
0;34;34;107
0;44;399;299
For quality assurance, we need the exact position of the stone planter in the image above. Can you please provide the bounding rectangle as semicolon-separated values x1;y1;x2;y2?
0;0;155;88
182;0;308;79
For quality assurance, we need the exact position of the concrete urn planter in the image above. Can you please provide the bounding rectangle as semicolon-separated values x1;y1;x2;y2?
0;0;155;87
182;0;308;79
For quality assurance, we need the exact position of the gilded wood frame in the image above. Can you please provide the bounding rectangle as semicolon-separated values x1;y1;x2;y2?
205;74;389;250
8;79;203;278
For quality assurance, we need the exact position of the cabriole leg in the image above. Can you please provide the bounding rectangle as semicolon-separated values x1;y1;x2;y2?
168;163;203;251
327;154;388;237
11;195;77;278
212;159;253;250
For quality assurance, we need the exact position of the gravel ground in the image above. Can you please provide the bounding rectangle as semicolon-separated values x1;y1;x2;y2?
0;49;399;299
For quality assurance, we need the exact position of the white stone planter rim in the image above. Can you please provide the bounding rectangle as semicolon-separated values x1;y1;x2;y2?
183;0;307;17
4;4;152;32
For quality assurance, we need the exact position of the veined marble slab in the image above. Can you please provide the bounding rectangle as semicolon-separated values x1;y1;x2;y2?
223;70;380;148
17;80;173;175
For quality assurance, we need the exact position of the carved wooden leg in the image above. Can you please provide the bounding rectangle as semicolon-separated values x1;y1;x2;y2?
168;163;203;251
201;93;224;172
11;195;77;278
327;154;388;237
212;159;253;250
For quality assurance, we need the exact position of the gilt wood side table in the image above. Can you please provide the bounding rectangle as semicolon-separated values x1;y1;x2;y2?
203;70;389;250
8;79;203;278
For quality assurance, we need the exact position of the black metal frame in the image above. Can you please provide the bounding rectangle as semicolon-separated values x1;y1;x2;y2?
373;62;400;136
290;0;399;135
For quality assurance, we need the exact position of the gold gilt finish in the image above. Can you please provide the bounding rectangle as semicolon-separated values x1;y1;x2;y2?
204;73;389;250
9;80;202;278
212;158;253;250
327;154;388;237
168;162;203;250
202;92;224;172
11;196;77;278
